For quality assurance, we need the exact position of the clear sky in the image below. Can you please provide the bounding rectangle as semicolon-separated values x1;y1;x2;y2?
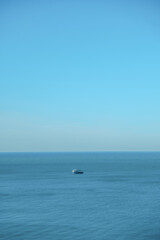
0;0;160;152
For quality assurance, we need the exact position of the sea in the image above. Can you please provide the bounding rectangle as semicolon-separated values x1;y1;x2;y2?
0;152;160;240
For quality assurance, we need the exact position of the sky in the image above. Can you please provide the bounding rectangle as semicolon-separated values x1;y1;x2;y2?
0;0;160;152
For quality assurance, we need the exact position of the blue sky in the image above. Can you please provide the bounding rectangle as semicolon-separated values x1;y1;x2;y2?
0;0;160;152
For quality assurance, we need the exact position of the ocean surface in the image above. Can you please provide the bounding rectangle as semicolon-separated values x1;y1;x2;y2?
0;152;160;240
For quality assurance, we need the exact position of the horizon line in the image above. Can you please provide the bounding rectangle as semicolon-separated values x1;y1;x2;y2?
0;151;160;153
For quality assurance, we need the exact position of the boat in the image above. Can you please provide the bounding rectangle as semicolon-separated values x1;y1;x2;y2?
72;169;84;174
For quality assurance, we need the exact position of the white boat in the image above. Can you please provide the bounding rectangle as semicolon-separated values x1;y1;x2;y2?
72;169;84;174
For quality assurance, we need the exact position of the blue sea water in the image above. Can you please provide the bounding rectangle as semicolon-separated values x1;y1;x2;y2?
0;152;160;240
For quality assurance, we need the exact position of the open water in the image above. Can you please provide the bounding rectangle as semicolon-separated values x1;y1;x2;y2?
0;152;160;240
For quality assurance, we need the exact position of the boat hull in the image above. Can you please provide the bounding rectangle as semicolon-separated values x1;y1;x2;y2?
72;169;84;174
